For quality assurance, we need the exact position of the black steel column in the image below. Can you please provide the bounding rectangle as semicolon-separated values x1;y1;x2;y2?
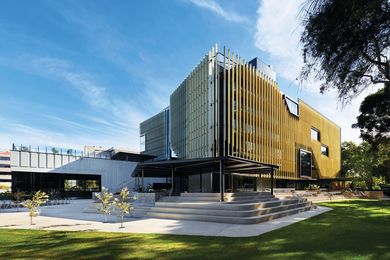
270;167;274;196
220;160;224;202
141;169;144;192
170;168;174;196
30;172;33;192
199;172;202;192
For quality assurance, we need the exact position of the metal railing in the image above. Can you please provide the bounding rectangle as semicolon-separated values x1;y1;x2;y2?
11;144;111;160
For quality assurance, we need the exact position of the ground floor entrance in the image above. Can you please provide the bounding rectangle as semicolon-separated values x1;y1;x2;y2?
133;156;279;202
12;172;101;198
178;173;274;194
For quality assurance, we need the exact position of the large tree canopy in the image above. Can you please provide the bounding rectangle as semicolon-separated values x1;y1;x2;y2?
341;141;389;189
352;86;389;146
300;0;390;101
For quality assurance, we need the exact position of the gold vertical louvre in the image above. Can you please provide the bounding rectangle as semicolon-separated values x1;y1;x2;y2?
219;46;340;180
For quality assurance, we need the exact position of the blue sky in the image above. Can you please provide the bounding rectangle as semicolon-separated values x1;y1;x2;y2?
0;0;370;151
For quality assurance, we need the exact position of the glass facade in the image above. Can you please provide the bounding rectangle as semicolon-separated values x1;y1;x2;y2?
299;149;312;177
140;134;146;152
139;107;170;160
64;179;100;191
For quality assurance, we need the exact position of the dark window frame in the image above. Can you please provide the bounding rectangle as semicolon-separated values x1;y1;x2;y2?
283;95;299;117
311;127;320;141
321;145;329;156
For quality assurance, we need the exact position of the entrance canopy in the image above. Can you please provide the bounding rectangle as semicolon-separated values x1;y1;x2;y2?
132;156;278;178
132;156;279;200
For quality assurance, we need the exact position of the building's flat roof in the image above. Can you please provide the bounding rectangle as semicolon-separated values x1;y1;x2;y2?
110;151;155;162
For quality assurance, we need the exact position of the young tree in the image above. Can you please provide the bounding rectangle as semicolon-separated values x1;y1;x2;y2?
24;190;48;225
95;187;113;223
300;0;390;101
12;190;25;212
113;187;134;228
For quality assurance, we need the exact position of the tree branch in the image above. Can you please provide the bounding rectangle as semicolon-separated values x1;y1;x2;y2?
362;74;390;84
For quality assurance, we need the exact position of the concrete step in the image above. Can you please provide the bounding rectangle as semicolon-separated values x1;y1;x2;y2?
180;192;271;197
145;204;315;224
225;197;277;204
131;206;153;218
160;193;275;203
159;196;275;203
159;196;221;202
224;192;272;197
146;201;311;218
155;198;306;211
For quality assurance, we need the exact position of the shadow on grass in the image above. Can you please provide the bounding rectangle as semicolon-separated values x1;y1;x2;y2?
0;200;388;259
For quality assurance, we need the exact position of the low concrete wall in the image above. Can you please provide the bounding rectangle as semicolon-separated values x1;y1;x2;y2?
133;192;169;205
364;191;384;199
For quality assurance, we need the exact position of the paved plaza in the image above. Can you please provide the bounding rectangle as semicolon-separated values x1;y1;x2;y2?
0;200;331;237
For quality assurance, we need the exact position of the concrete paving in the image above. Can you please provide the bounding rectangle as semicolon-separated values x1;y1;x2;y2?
0;200;332;237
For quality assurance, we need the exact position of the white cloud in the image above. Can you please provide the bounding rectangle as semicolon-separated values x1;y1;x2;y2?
0;54;146;151
255;0;304;82
188;0;249;24
253;0;381;143
0;6;174;152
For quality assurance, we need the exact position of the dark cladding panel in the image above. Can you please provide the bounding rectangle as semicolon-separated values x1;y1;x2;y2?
140;108;169;160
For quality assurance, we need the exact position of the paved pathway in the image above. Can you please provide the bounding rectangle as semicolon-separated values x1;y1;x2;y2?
0;200;332;237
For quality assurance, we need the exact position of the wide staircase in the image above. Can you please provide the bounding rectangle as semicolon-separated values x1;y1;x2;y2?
133;192;315;225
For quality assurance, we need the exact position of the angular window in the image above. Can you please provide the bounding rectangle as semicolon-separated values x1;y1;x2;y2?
311;128;320;141
284;95;299;117
299;149;312;177
140;134;146;152
321;145;329;156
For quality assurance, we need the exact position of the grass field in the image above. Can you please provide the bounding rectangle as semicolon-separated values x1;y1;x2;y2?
0;200;389;259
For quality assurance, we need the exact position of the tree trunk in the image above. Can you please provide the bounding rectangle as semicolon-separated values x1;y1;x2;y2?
104;214;108;223
121;215;124;228
30;215;32;225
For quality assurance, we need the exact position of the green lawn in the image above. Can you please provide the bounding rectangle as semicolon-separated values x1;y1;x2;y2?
0;200;389;260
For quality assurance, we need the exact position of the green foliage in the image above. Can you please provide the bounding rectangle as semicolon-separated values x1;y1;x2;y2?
342;141;389;190
0;192;12;201
95;187;113;222
21;146;30;152
353;86;390;147
305;184;320;191
300;0;390;101
24;190;48;225
51;148;59;154
373;176;386;190
113;187;135;228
